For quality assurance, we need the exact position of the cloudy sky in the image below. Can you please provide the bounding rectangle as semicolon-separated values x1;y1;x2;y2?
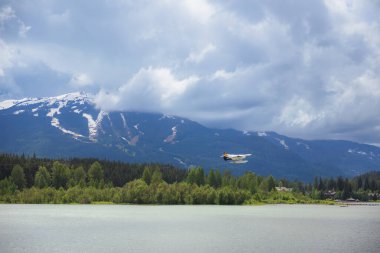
1;0;380;145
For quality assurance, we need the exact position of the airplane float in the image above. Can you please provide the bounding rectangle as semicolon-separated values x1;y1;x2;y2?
222;152;252;164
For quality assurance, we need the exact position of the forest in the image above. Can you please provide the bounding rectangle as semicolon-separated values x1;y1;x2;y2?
0;153;379;204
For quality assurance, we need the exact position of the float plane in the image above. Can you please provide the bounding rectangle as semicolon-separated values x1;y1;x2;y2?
222;152;252;164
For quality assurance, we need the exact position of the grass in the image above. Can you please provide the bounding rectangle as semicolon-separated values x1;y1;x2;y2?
91;201;115;205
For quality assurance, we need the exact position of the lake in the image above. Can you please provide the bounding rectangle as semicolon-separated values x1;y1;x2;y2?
0;204;379;253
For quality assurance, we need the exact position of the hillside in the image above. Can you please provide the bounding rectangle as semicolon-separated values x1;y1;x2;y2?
1;92;380;181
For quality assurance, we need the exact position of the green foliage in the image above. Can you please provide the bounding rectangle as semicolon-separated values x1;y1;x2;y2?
73;166;86;187
1;153;380;204
10;164;26;190
142;166;153;184
34;166;51;188
187;167;205;186
151;170;163;185
122;179;149;204
237;172;258;193
51;161;70;189
88;162;104;188
0;177;17;195
267;175;276;192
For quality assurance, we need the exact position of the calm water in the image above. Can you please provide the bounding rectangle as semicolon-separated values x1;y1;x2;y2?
0;204;379;253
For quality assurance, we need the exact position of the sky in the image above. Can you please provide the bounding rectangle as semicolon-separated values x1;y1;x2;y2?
0;0;380;145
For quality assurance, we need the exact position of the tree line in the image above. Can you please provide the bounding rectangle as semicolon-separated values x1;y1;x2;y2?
0;153;379;204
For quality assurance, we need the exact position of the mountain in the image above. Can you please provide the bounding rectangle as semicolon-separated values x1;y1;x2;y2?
1;92;380;181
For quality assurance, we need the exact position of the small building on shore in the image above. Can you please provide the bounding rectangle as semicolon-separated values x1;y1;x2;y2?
324;190;336;199
275;187;293;192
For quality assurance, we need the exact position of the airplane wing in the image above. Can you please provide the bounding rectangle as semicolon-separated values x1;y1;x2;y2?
228;154;252;160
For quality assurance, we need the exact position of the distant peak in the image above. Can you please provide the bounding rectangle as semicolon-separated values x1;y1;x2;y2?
53;91;92;100
0;92;94;111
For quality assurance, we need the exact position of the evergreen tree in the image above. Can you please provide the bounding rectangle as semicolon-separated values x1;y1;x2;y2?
214;170;222;188
364;177;370;191
73;166;86;187
222;170;235;187
318;177;325;191
337;176;344;191
88;162;104;188
51;161;70;189
10;164;26;190
142;166;153;184
187;167;205;185
195;167;205;185
237;172;258;193
267;175;276;192
0;178;17;195
313;176;319;190
342;178;353;199
327;178;336;190
357;177;363;190
207;169;217;187
370;179;377;191
151;170;163;185
34;166;51;188
187;168;197;184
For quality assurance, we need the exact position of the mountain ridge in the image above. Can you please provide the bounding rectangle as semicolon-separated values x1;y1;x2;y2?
1;92;380;181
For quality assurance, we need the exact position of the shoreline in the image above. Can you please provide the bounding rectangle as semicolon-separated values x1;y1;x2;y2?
1;201;379;206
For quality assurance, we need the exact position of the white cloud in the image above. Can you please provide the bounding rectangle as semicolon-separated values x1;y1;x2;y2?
210;69;235;80
95;67;199;112
0;5;31;38
48;9;71;25
276;97;326;128
1;0;380;145
186;43;216;63
69;73;93;87
18;21;31;37
181;0;216;24
0;39;15;76
0;6;15;26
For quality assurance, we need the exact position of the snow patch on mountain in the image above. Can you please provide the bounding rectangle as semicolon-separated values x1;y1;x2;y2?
46;101;66;118
297;142;310;150
1;92;92;112
83;113;98;141
44;99;84;138
13;110;25;115
257;131;267;137
82;111;107;141
348;149;367;155
174;157;186;166
47;108;59;117
0;99;19;110
82;113;97;140
159;114;176;120
51;117;85;139
276;139;289;150
120;113;127;128
164;126;178;143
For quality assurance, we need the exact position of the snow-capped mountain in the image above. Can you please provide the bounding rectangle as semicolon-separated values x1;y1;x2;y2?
1;92;380;181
